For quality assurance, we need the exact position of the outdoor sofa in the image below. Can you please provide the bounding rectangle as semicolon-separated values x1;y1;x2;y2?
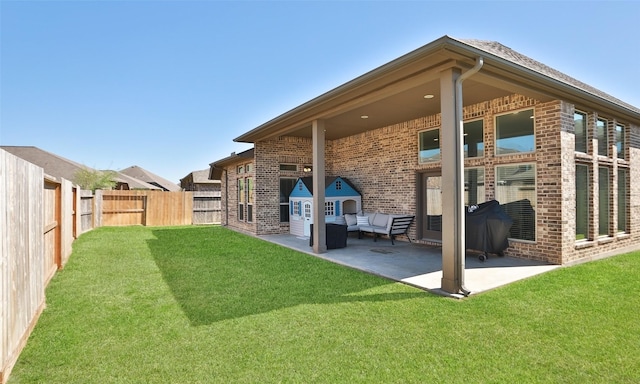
337;212;415;245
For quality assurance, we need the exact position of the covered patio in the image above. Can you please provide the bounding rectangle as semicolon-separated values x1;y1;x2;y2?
261;233;559;297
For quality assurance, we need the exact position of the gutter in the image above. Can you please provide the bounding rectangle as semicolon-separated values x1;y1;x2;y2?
453;56;484;296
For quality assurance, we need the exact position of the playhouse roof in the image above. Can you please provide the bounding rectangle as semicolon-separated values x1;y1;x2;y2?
291;176;361;198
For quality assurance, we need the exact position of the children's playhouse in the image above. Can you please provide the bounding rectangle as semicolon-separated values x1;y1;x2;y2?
289;176;362;237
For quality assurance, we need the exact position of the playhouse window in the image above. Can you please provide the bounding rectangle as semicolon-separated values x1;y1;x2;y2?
335;180;342;190
325;201;335;216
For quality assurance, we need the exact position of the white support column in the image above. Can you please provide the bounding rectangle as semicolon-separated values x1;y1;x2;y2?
312;119;327;254
440;68;466;294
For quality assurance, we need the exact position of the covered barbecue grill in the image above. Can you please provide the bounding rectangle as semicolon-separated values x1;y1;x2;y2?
466;200;513;261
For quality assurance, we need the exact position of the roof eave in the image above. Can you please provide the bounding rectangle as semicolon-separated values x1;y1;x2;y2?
233;35;456;143
445;38;640;123
234;36;640;143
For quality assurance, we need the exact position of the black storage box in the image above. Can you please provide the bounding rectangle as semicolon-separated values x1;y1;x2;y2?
309;223;348;249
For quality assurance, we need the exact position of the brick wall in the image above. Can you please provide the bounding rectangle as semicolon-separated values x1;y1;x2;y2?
221;93;639;264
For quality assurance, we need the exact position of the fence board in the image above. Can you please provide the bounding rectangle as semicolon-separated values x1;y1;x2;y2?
43;177;60;283
79;190;94;233
1;150;46;384
60;179;74;267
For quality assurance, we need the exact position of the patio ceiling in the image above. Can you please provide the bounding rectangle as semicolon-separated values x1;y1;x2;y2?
285;76;533;141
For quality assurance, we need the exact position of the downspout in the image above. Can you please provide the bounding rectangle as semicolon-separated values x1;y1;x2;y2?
454;57;483;296
224;169;229;226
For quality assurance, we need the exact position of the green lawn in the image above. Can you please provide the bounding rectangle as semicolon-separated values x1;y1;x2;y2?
10;226;640;383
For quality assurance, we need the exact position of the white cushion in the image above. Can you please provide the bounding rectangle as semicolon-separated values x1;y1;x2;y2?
372;213;389;227
334;215;346;225
356;215;370;226
344;214;357;226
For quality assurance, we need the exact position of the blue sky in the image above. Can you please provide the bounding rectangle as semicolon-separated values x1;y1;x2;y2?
2;1;639;184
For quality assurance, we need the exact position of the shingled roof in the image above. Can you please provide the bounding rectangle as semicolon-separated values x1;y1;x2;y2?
457;38;640;114
1;145;92;181
120;165;181;192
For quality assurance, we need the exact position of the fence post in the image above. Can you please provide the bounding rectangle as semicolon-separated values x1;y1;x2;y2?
94;190;103;228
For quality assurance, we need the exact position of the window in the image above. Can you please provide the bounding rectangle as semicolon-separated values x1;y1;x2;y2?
246;177;254;222
246;163;254;173
496;109;535;155
237;165;244;174
279;164;297;172
335;180;342;190
598;167;610;236
419;129;440;163
325;201;334;216
574;111;587;153
576;164;589;240
618;169;628;233
237;178;245;221
495;164;536;241
464;120;484;158
596;118;608;156
615;124;625;159
279;178;297;222
464;167;485;206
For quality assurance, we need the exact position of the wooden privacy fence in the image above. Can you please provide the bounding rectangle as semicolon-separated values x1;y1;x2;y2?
96;190;193;227
1;150;89;384
193;191;221;225
1;148;222;383
94;190;221;226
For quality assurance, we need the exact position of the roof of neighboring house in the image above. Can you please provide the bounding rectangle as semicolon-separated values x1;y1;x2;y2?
1;145;92;181
120;165;181;192
209;148;255;180
181;169;221;184
111;172;162;190
234;35;640;144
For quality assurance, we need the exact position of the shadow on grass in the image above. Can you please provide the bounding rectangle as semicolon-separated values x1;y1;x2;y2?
148;226;426;326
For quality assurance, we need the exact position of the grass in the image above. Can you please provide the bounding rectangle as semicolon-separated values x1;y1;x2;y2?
9;226;640;383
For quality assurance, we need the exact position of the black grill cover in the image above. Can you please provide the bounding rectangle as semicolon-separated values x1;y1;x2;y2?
466;200;513;254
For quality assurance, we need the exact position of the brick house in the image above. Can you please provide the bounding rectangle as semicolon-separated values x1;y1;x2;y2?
209;36;639;293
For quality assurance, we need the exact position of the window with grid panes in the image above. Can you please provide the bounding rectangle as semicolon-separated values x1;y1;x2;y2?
598;167;610;236
576;164;589;240
574;111;587;153
495;164;536;241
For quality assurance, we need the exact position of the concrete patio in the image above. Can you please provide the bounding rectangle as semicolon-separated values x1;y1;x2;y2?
261;233;560;297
